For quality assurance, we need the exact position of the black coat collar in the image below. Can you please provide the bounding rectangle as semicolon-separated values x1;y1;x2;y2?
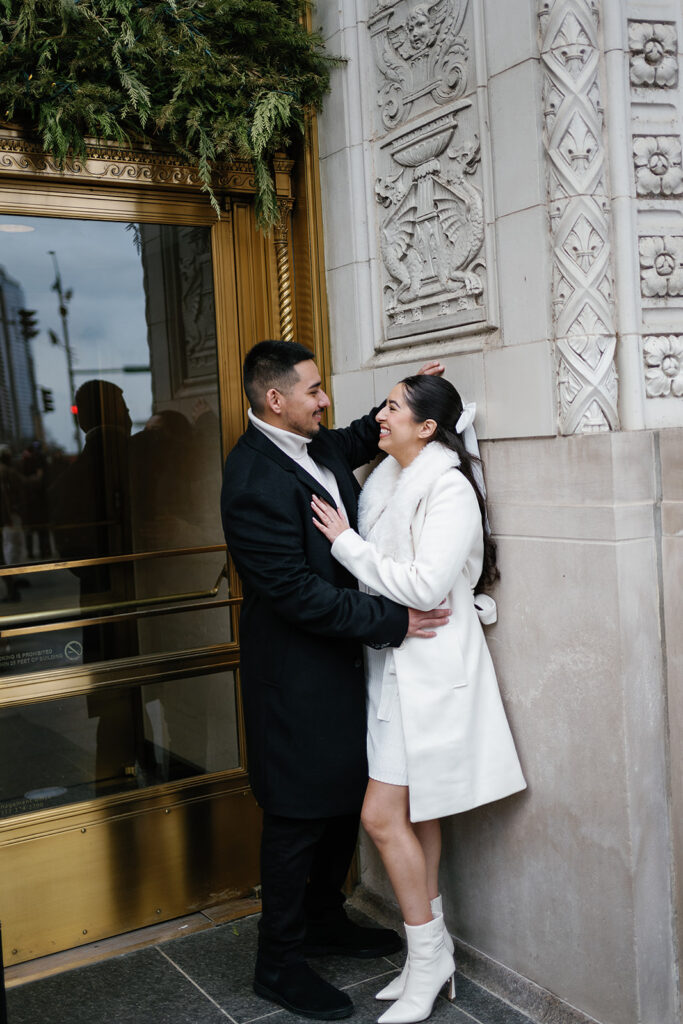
242;422;359;525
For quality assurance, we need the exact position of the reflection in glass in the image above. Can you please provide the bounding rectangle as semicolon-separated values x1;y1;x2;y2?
0;213;236;805
0;670;240;818
0;214;229;674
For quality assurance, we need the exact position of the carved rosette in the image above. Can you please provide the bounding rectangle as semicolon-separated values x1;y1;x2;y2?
628;22;678;90
538;0;619;433
633;136;683;197
639;235;683;299
369;0;491;344
643;336;683;397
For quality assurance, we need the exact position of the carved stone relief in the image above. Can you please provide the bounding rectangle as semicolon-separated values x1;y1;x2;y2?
626;15;683;408
628;22;678;89
538;0;619;433
639;236;683;299
369;0;492;344
633;136;683;197
371;0;469;130
140;224;217;399
177;226;218;378
643;336;683;397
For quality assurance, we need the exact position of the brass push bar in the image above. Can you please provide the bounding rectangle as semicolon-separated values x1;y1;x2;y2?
0;543;227;577
0;564;230;632
0;596;240;639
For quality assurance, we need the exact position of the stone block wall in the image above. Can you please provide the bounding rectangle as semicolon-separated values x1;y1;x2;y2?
356;428;680;1024
313;1;682;1021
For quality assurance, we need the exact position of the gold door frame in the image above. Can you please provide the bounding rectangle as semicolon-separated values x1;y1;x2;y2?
0;128;331;964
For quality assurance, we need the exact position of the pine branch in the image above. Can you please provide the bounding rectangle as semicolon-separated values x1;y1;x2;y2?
0;0;341;227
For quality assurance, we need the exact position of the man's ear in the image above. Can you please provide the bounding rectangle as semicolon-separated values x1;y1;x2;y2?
419;418;437;440
265;388;282;415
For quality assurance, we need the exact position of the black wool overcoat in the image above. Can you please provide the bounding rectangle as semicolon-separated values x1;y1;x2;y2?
221;410;408;819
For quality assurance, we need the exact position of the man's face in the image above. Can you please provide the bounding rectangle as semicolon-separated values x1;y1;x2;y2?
276;360;331;438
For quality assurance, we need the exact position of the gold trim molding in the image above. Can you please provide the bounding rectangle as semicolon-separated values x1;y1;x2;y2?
272;156;296;341
0;128;283;195
275;197;295;342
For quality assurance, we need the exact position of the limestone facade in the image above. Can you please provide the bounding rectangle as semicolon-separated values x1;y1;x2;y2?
314;1;682;1022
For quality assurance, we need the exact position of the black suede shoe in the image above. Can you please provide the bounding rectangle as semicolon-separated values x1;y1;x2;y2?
303;915;403;959
253;961;353;1020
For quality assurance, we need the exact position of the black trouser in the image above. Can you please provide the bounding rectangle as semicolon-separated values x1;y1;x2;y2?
258;811;360;969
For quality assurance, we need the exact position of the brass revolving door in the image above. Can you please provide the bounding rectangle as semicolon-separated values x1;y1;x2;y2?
0;136;328;966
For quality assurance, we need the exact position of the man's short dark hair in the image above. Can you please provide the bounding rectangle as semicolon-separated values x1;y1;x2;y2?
74;379;128;433
243;340;315;413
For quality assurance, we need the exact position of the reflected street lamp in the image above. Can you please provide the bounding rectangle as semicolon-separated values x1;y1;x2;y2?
48;250;81;453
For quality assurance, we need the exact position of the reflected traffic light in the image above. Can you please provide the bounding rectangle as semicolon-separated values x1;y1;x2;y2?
18;307;39;340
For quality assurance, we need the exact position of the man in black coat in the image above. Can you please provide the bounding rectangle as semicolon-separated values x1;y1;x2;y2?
221;341;448;1020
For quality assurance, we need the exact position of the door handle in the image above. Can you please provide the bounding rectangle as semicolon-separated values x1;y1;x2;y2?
0;563;230;630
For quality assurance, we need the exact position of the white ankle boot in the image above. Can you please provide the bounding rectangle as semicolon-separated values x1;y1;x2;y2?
377;914;455;1024
376;896;455;1002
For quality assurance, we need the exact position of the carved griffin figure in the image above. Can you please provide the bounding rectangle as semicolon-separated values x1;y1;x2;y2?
377;135;485;307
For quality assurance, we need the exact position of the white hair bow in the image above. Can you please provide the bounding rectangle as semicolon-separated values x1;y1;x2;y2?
455;402;476;434
454;401;486;501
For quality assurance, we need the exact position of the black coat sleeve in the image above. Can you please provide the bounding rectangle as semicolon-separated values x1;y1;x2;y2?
322;406;385;471
223;481;408;647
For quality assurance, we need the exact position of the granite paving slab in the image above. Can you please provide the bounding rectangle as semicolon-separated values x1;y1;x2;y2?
5;910;537;1024
5;947;229;1024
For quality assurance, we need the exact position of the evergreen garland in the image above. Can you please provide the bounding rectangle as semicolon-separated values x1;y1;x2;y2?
0;0;338;226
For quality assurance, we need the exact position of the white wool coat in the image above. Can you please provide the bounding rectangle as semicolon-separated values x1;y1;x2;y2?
331;442;526;822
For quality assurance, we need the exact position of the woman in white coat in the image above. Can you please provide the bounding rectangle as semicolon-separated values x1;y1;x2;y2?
312;375;526;1024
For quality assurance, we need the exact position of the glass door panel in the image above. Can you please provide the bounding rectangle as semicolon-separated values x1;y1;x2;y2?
0;668;240;816
0;212;237;807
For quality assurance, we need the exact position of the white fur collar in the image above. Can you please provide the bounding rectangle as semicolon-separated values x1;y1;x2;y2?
358;442;460;558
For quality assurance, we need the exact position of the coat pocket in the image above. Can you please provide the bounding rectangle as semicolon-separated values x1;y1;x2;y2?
395;629;469;692
442;619;469;688
450;649;468;688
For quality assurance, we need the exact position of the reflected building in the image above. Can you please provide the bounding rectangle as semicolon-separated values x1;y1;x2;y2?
0;265;40;447
1;215;233;801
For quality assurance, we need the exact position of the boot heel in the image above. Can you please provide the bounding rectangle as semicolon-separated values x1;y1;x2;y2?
446;974;456;1001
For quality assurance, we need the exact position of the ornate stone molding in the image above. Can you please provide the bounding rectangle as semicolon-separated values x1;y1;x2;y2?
538;0;619;433
368;1;493;347
0;128;259;194
625;16;682;409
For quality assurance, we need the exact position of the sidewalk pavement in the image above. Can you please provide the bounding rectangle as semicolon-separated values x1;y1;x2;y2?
5;911;534;1024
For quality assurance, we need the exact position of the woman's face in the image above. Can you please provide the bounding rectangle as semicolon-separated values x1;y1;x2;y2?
376;384;434;467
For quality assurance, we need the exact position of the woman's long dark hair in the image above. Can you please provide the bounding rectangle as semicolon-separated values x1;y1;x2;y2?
401;375;499;591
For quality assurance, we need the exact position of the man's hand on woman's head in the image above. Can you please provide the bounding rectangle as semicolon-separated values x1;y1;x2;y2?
416;361;445;376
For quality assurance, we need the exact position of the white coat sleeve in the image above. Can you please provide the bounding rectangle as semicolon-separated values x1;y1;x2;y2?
330;470;482;611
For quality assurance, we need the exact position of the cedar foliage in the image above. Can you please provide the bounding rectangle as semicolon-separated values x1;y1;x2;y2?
0;0;337;226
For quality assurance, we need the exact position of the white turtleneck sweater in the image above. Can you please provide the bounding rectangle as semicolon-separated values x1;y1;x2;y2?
248;408;347;516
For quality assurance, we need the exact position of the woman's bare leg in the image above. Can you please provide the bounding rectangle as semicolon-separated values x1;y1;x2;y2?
361;779;431;926
413;819;442;902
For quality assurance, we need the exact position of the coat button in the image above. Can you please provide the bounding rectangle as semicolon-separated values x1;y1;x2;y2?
354;658;362;669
